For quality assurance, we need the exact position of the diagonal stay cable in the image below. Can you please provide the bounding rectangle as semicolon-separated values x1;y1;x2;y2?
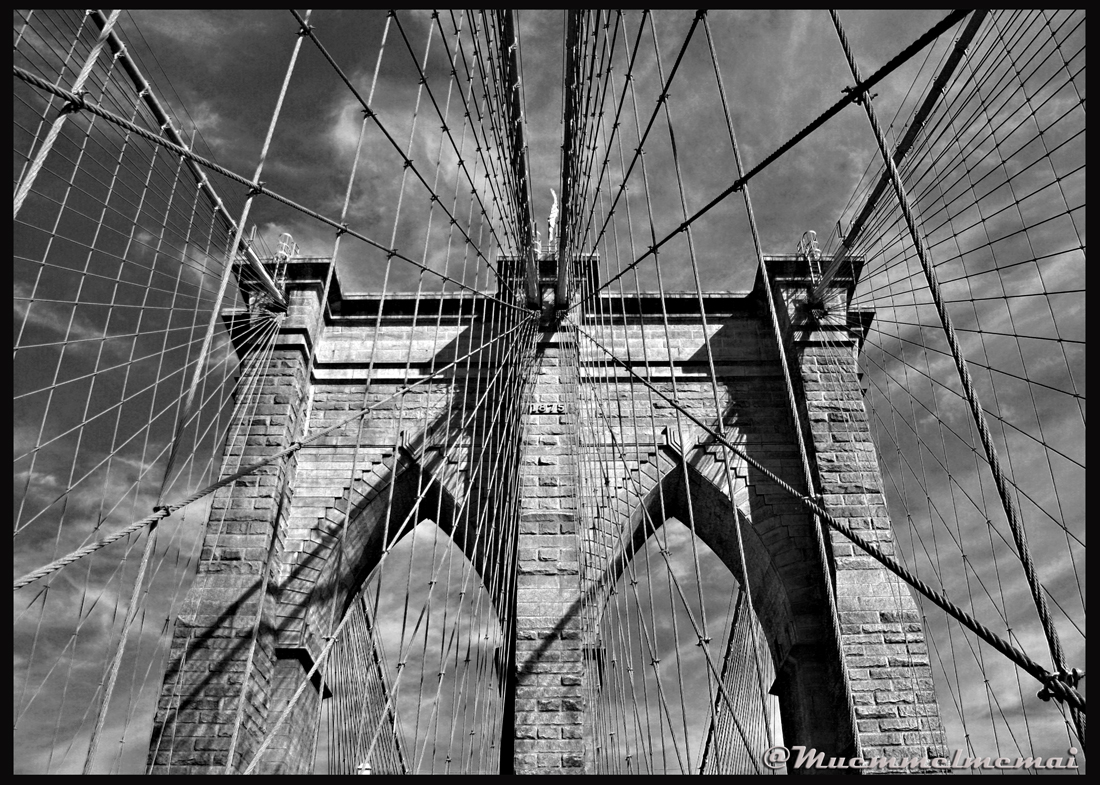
858;340;1086;549
573;320;1084;714
571;11;698;269
572;9;972;311
391;12;524;264
860;320;1086;473
12;312;536;591
12;64;527;314
582;379;764;773
831;9;1076;727
291;10;514;274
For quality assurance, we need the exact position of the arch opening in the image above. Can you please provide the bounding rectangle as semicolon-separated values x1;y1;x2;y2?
590;451;862;768
592;515;784;774
311;510;507;774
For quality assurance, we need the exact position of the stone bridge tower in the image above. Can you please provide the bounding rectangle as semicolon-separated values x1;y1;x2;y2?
148;252;946;774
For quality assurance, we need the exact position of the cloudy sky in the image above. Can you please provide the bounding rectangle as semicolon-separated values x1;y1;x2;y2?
116;9;971;293
14;9;1084;774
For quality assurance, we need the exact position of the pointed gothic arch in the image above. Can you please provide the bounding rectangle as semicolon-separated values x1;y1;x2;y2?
593;445;856;761
301;451;511;644
264;450;512;774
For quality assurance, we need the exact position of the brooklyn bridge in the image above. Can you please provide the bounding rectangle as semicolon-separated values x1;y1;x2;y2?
14;10;1085;774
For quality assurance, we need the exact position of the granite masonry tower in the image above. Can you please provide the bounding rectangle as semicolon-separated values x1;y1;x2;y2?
148;252;946;774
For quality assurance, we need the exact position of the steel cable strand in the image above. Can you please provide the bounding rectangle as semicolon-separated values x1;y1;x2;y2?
562;11;625;270
649;17;768;755
571;11;699;279
292;10;515;275
14;313;278;565
852;12;1060;235
581;386;765;773
566;12;630;272
14;47;143;536
304;336;538;774
420;77;496;772
393;13;525;264
963;10;1086;626
12;10;121;219
856;354;1074;616
89;10;284;305
592;19;694;765
587;59;674;767
391;164;486;769
350;306;536;766
858;309;1044;758
443;12;528;268
850;294;1088;404
13;314;536;591
53;314;286;760
252;313;535;772
13;519;159;733
856;87;1087;278
12;10;85;188
11;64;525;313
587;90;653;773
82;125;221;773
847;183;1087;320
576;332;693;772
468;11;521;258
294;34;390;755
336;14;465;770
954;16;1091;734
573;9;972;311
856;334;1085;546
634;16;716;762
574;321;1085;714
818;292;1018;757
401;80;468;761
828;10;1083;745
13;35;135;367
852;148;1086;305
702;11;859;760
813;10;990;296
13;300;281;540
579;373;764;772
18;125;168;625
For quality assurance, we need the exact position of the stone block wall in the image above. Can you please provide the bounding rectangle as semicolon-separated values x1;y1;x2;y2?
572;299;856;761
794;331;947;761
148;283;320;774
149;257;946;774
512;327;589;773
767;254;947;760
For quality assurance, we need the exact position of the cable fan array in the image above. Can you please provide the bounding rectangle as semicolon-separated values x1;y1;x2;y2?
13;9;1085;775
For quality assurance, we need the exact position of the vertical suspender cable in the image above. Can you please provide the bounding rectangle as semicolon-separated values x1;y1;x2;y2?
499;10;539;307
222;11;312;772
82;130;204;772
81;515;157;773
84;4;314;765
85;11;284;304
169;10;309;495
828;8;1083;750
700;11;861;761
13;10;121;220
813;10;988;298
70;15;158;772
